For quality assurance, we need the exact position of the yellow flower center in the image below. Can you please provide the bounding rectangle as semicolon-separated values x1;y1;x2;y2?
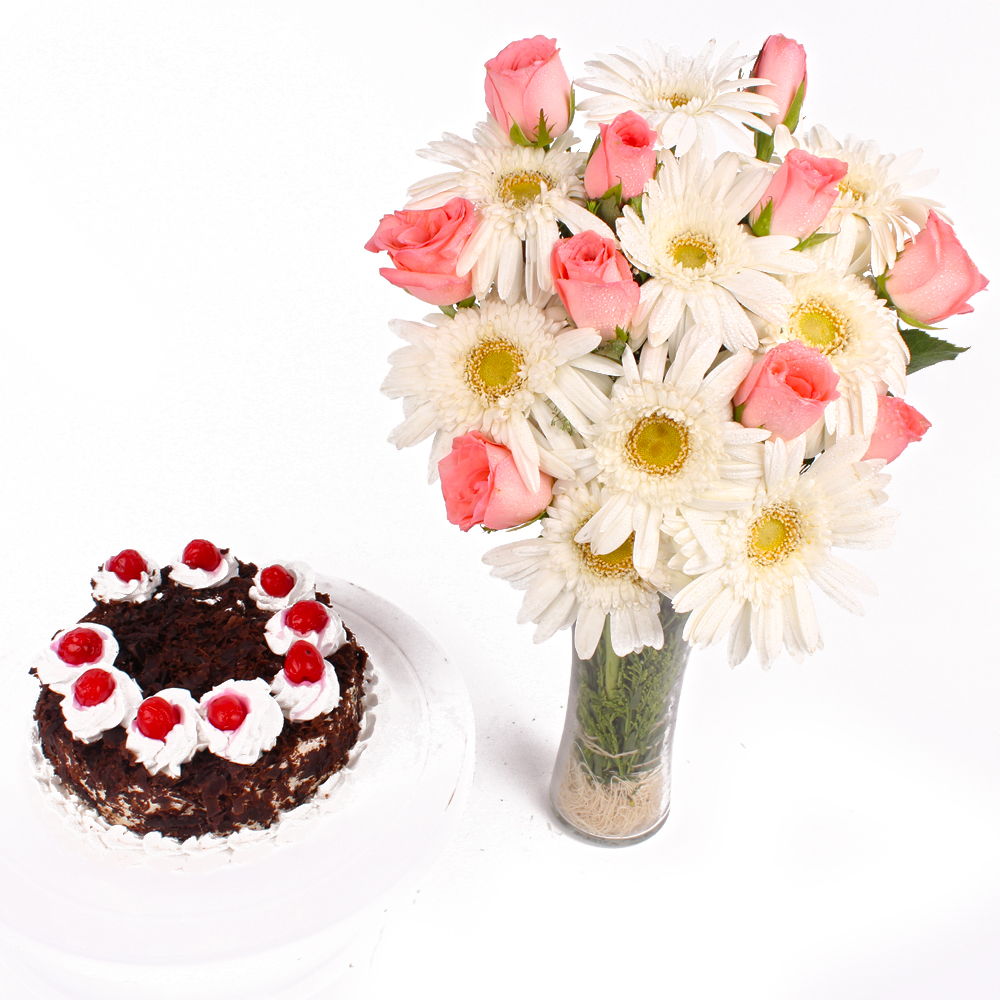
664;93;691;108
837;178;867;205
497;170;553;207
746;503;803;566
625;414;691;476
790;297;848;355
465;338;525;401
668;233;718;272
577;534;640;580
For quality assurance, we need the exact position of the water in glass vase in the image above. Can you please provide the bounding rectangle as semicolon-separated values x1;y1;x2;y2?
550;596;690;845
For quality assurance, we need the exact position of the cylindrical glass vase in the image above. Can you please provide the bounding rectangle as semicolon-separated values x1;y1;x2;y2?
550;597;690;845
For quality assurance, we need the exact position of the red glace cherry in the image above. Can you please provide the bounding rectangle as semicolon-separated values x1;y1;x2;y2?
283;641;325;685
284;600;329;636
260;564;295;598
73;668;117;708
106;548;147;583
182;539;223;572
136;697;182;741
56;627;104;666
206;693;248;732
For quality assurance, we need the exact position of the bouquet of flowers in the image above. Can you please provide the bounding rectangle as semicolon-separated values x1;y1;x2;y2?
367;34;987;842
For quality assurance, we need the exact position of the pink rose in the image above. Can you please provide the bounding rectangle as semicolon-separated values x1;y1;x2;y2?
485;36;571;141
752;149;847;239
438;432;553;531
885;212;988;325
752;34;807;129
863;396;931;463
551;232;640;338
583;111;658;200
365;198;477;306
734;341;840;440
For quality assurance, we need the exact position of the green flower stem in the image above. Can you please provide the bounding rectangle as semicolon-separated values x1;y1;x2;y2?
572;605;689;786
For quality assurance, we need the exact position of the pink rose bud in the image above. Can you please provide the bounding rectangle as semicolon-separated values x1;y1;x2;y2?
485;36;572;141
438;432;553;531
550;232;640;338
752;149;847;239
885;212;989;325
583;111;658;200
752;34;807;129
863;396;931;463
733;341;840;440
365;198;478;306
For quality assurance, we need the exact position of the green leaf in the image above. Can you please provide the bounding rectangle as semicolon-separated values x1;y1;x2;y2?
793;231;836;252
749;199;772;237
901;328;969;375
783;80;807;135
592;183;624;229
754;129;775;163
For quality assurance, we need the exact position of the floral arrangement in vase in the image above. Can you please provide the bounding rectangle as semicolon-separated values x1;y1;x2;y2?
366;34;987;844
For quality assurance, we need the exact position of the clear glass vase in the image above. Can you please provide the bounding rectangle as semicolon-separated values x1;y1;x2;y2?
550;596;690;846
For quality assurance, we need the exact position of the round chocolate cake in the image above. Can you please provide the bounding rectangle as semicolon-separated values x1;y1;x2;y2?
32;542;369;840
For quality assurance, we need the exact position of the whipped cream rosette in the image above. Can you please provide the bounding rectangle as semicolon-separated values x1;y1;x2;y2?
125;688;206;778
249;561;316;612
264;599;347;656
271;641;342;721
60;666;143;744
37;624;120;695
198;678;285;765
168;539;239;590
92;548;161;604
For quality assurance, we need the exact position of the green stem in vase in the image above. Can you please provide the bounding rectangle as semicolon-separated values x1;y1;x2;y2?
574;609;688;786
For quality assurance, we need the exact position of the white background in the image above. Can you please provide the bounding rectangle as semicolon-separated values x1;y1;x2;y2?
1;1;999;997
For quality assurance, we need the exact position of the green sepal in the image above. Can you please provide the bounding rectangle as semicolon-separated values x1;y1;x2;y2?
593;327;630;362
509;110;556;149
591;182;623;229
793;231;836;252
454;295;476;310
901;329;969;375
875;272;943;330
567;87;576;130
782;80;807;135
733;402;746;423
749;199;773;237
625;194;644;221
438;304;456;318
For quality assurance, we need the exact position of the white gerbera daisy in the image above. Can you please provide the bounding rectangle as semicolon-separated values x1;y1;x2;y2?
617;151;814;350
759;254;908;439
381;299;618;490
670;435;895;666
407;118;611;303
577;41;777;157
484;484;687;659
575;336;767;578
796;125;940;275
